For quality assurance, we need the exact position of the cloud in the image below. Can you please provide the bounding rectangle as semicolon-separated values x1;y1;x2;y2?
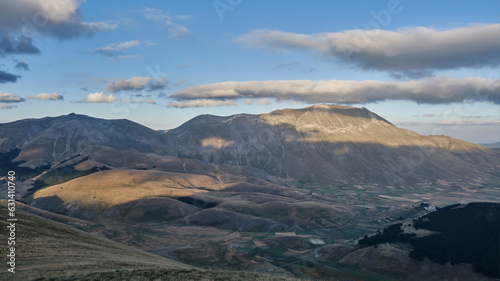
0;0;115;57
0;35;40;56
128;99;155;104
168;24;190;38
14;61;29;71
397;120;500;126
174;79;186;86
277;62;316;74
0;92;25;103
26;92;63;100
114;55;141;60
172;76;500;105
433;120;500;126
80;92;121;103
256;99;272;105
106;76;168;93
93;40;141;57
0;70;21;83
0;0;116;39
167;99;236;108
462;115;490;119
140;8;191;39
0;105;17;109
235;24;500;74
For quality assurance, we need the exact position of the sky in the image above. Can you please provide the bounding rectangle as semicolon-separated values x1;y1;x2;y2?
0;0;499;143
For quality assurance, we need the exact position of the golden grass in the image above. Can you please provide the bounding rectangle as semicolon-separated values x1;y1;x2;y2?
33;170;221;206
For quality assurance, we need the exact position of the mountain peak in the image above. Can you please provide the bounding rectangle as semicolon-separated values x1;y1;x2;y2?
264;104;393;127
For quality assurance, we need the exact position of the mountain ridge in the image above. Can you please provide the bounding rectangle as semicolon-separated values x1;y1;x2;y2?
1;104;498;185
167;104;499;185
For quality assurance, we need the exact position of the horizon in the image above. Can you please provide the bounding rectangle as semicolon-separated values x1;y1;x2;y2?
0;0;499;143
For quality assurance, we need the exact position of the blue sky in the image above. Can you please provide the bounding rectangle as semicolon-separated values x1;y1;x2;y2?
0;0;499;143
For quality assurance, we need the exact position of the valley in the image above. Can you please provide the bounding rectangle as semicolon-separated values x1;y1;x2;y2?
1;104;499;280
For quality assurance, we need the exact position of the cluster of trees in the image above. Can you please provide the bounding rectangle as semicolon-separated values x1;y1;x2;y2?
358;203;500;278
358;223;415;245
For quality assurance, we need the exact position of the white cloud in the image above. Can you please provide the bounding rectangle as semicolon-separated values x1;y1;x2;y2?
172;77;500;105
433;120;500;126
397;120;500;126
80;92;121;103
0;0;115;57
106;76;168;92
129;99;156;104
168;24;190;38
114;55;141;60
167;99;236;108
0;0;116;39
140;8;191;39
26;92;63;100
93;40;141;56
0;92;25;103
235;24;500;75
256;99;272;105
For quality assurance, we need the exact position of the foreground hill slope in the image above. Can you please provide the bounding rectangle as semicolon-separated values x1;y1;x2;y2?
0;201;306;281
0;200;190;280
167;104;499;185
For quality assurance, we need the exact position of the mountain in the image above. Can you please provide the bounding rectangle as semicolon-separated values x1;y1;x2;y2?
167;104;500;185
2;105;497;185
480;142;500;148
0;113;175;168
1;104;499;280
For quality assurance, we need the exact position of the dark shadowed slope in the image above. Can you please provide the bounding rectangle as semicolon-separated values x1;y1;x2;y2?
0;113;176;168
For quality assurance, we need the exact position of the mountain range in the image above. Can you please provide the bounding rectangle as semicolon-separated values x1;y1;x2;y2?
1;104;498;186
1;104;499;280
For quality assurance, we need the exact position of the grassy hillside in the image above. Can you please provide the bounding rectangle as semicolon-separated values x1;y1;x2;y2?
0;201;306;281
0;200;190;280
33;169;222;206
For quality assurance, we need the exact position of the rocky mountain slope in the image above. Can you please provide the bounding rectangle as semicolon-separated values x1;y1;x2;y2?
1;104;498;185
0;113;175;168
167;104;499;185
